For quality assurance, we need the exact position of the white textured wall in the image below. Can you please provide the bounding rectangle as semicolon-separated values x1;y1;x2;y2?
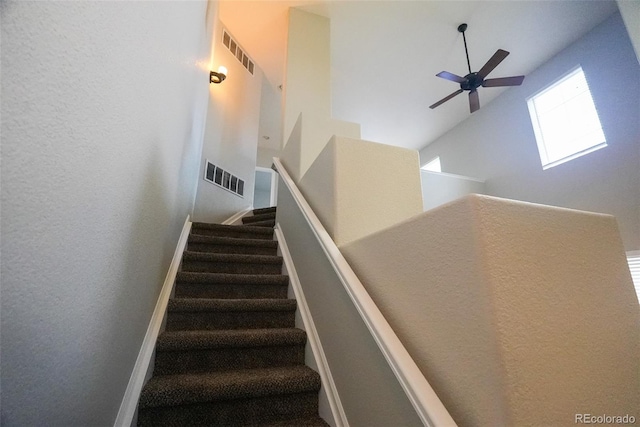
282;9;331;153
342;194;639;426
419;13;640;251
1;1;214;424
299;136;423;247
280;9;360;181
421;171;486;211
192;23;262;222
618;0;640;63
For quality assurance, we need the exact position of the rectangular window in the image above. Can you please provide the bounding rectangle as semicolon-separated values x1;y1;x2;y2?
421;156;442;173
527;66;606;169
628;251;640;304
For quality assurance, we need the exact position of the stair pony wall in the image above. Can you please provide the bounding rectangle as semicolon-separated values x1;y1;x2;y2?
298;135;423;247
341;194;640;426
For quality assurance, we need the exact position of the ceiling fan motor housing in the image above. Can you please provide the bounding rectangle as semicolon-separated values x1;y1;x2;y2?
461;72;483;91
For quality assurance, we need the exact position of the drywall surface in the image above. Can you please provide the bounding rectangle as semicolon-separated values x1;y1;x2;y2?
256;146;281;168
299;136;423;247
257;76;283;154
192;23;262;223
282;9;331;154
419;13;640;251
421;170;486;211
280;113;304;182
618;0;640;63
276;176;423;426
281;9;360;180
1;0;214;424
342;194;639;426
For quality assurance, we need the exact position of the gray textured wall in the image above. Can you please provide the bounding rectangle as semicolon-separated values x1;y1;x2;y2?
276;175;423;426
1;1;214;423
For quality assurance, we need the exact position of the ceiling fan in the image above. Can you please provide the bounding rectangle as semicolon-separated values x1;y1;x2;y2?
429;23;525;113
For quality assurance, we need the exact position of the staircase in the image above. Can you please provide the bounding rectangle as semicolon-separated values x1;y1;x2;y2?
137;207;329;426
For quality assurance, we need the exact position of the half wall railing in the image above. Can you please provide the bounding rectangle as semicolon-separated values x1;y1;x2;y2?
272;157;457;427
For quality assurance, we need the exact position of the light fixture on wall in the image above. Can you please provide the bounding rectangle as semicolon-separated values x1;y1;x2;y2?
210;66;227;84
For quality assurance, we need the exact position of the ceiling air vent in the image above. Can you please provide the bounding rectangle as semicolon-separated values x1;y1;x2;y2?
222;30;255;75
204;160;244;198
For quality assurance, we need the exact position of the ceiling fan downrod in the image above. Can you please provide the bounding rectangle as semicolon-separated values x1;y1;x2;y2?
458;23;472;75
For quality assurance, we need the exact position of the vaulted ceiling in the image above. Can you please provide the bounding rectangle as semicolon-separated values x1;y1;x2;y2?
220;0;619;151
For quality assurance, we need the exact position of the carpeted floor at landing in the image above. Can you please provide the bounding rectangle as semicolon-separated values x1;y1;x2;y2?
137;207;329;426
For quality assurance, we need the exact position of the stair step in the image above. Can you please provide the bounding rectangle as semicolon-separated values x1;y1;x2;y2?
191;222;274;240
166;298;296;330
175;272;289;299
187;234;278;255
252;206;277;215
247;219;276;228
181;251;283;274
242;212;276;224
138;366;321;426
154;328;306;375
257;416;330;427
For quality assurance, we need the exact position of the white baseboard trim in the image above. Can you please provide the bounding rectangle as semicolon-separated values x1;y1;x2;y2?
222;208;253;225
274;224;348;427
114;215;192;427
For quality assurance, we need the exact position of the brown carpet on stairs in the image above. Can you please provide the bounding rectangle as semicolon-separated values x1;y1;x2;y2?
137;207;329;426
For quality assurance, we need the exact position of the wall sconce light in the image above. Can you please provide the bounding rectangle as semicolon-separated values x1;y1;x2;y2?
210;66;227;84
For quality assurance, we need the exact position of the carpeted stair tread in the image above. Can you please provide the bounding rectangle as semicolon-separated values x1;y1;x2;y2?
187;233;278;255
190;222;274;240
156;328;306;351
246;219;277;228
168;298;296;312
242;212;277;224
254;416;330;426
139;207;326;425
183;251;283;265
139;365;321;409
252;206;277;215
189;234;278;248
174;273;289;299
176;272;289;286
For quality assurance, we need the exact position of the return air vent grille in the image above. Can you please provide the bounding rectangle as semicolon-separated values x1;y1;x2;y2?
222;30;254;75
204;160;244;197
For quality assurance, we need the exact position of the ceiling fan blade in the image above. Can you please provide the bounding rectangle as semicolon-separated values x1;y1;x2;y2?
469;90;480;113
477;49;510;79
436;71;466;83
482;75;525;87
429;89;464;109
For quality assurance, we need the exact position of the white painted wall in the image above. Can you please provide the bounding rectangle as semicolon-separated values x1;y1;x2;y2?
299;136;423;247
618;0;640;63
419;13;640;251
342;194;639;426
256;146;281;168
257;76;283;164
192;23;263;222
421;170;486;211
282;9;331;154
1;1;214;424
280;9;361;182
